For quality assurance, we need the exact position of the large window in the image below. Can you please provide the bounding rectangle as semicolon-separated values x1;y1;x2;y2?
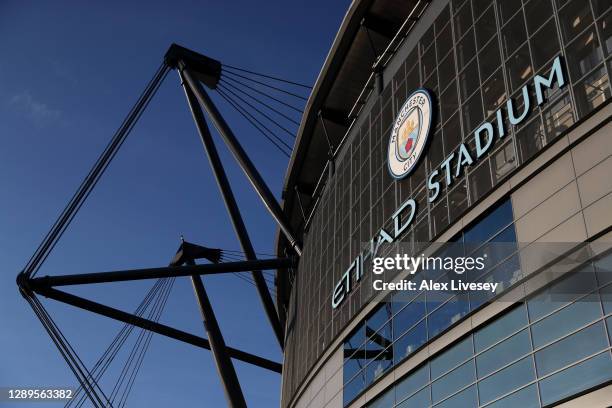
363;252;612;407
343;200;519;405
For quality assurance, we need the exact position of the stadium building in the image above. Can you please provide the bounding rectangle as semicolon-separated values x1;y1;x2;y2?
276;0;612;407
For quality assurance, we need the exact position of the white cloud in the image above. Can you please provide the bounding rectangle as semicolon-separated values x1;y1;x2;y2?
10;91;61;124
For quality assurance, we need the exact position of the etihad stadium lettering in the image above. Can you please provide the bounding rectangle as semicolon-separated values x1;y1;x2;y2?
332;55;567;308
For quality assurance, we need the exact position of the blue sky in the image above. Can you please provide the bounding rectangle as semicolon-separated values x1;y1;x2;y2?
0;1;348;406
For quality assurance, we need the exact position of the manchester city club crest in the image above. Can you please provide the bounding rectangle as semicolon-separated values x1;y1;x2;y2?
387;88;433;179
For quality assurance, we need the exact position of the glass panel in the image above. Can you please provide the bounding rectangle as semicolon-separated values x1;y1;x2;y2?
436;5;451;34
366;345;393;385
392;286;419;309
592;0;611;17
431;295;471;338
596;252;612;286
422;44;438;81
431;197;450;237
459;59;481;102
394;293;426;337
431;360;476;403
506;43;532;91
542;92;574;139
516;116;545;163
421;25;435;51
566;26;604;80
601;283;612;315
395;365;429;403
573;64;611;117
437;22;454;60
367;386;394;408
344;372;365;406
433;384;477;408
366;303;393;334
443;112;462;153
485;384;539;408
501;8;527;59
530;20;560;70
431;336;474;379
479;35;502;81
476;329;531;377
497;0;521;21
454;1;473;40
535;321;609;376
464;199;514;243
344;351;367;385
405;64;420;92
491;140;517;183
448;179;469;222
558;0;594;43
539;352;612;406
397;386;431;408
441;80;459;125
478;357;535;405
524;0;553;35
527;269;598;320
345;324;365;350
457;28;477;71
345;324;366;383
530;294;602;348
600;9;612;56
471;254;521;308
427;289;455;314
462;90;484;134
475;6;497;48
482;69;506;116
469;159;492;202
440;49;457;90
472;0;492;18
394;320;427;364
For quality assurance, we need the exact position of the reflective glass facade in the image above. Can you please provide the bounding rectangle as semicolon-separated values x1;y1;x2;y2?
364;252;612;407
281;0;612;403
343;199;519;405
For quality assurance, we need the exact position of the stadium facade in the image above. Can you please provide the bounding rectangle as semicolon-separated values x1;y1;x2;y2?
276;0;612;407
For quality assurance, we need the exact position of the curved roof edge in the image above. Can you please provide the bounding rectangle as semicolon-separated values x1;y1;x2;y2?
281;0;371;195
274;0;424;321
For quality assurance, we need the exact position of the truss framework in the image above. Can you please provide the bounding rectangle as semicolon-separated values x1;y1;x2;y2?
18;43;305;408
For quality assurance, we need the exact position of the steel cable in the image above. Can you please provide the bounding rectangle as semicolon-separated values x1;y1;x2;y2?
23;62;170;279
215;88;291;157
221;64;312;89
68;279;165;408
219;76;304;113
221;69;308;101
218;83;297;139
219;79;301;126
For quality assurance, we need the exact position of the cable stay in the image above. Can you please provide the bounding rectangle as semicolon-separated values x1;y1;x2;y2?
22;62;170;280
221;69;309;101
219;79;301;126
219;76;305;113
221;63;313;89
215;86;294;150
218;83;298;138
63;278;174;408
66;279;166;408
22;291;111;408
215;88;292;157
